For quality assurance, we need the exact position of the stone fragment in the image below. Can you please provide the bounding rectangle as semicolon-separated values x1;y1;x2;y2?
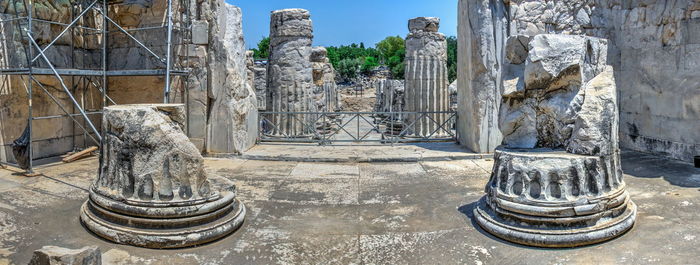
448;80;458;111
505;35;530;64
456;0;507;152
253;66;268;111
80;104;246;249
311;46;337;112
408;17;440;32
404;17;450;137
192;20;209;45
499;34;608;150
567;66;618;156
28;246;100;265
206;4;258;154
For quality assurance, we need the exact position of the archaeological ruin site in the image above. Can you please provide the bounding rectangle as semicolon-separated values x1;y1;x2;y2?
0;0;698;264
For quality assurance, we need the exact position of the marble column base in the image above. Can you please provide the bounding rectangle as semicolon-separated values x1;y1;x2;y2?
80;176;246;249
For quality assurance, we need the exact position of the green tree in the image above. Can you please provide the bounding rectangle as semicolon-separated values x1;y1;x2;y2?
391;62;405;79
337;58;362;80
446;36;457;83
376;36;405;62
252;36;270;59
327;46;340;67
361;56;379;74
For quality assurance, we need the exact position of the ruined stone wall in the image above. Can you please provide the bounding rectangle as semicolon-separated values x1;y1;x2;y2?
457;0;700;162
0;0;258;164
592;1;700;162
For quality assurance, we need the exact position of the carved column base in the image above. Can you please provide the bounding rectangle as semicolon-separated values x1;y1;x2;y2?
473;147;637;247
80;175;246;249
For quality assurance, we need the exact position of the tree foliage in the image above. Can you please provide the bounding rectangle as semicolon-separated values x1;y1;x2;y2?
361;56;380;74
306;35;455;81
376;36;405;63
446;36;457;83
337;58;362;80
251;36;270;59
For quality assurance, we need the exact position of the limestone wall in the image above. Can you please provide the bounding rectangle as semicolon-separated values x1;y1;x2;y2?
593;1;700;162
457;0;699;162
0;0;258;165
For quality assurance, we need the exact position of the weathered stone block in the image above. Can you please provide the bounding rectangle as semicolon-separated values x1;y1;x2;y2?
408;17;440;32
192;20;209;45
28;246;101;265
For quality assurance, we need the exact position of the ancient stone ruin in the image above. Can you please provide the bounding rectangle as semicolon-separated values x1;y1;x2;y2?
253;63;268;111
311;46;338;113
266;8;315;137
310;46;338;133
80;104;246;248
0;0;258;170
206;4;259;155
457;0;700;162
404;17;450;137
28;246;101;265
473;34;637;247
374;79;405;135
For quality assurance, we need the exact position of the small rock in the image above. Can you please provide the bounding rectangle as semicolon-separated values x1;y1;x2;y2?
28;246;100;265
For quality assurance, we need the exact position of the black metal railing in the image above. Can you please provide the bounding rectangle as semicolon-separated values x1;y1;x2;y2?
258;111;457;144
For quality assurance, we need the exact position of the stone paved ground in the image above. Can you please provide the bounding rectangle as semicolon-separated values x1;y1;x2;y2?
0;147;698;265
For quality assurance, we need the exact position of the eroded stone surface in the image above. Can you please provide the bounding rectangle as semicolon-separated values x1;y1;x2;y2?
404;17;450;137
28;246;100;265
456;0;700;162
311;46;337;112
499;34;611;153
267;8;314;137
475;33;636;248
206;4;258;154
80;104;245;249
456;0;506;152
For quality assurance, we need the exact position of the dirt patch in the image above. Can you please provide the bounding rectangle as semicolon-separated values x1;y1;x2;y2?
339;86;376;112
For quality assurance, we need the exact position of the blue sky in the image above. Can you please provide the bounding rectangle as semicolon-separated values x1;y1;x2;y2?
227;0;458;49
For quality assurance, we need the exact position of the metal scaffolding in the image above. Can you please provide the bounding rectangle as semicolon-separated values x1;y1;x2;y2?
0;0;191;173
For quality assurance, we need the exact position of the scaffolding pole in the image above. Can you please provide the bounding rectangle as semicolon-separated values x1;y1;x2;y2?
164;0;173;103
0;0;191;173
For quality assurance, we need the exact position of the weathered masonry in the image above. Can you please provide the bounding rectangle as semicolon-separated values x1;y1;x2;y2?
0;0;258;172
457;0;700;162
404;17;450;137
266;8;315;137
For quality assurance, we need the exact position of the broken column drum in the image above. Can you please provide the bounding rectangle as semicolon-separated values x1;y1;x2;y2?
374;79;406;135
267;9;314;137
473;34;636;247
404;17;450;137
254;66;268;111
80;104;246;249
310;46;338;134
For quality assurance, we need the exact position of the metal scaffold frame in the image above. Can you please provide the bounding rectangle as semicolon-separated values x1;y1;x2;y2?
0;0;192;173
